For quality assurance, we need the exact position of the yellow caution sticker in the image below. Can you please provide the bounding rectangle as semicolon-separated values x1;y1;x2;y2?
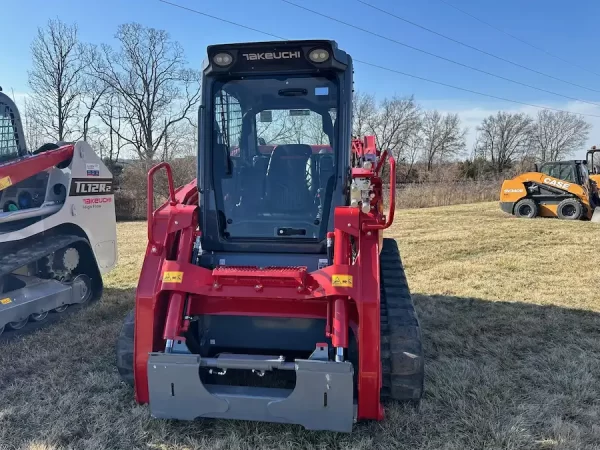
163;271;183;283
0;298;12;305
332;274;353;288
0;176;12;191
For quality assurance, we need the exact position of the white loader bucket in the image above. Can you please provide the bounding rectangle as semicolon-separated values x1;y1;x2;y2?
591;207;600;222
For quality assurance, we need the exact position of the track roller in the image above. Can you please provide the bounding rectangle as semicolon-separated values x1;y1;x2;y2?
30;311;49;322
7;318;28;330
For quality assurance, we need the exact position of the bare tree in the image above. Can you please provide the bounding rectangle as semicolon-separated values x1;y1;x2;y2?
352;91;376;137
303;113;329;145
160;118;198;160
88;23;201;161
400;130;423;182
475;111;534;173
421;111;467;171
256;110;332;146
28;19;84;142
96;95;128;163
80;45;109;142
22;97;46;151
257;110;296;144
365;95;422;161
532;110;591;162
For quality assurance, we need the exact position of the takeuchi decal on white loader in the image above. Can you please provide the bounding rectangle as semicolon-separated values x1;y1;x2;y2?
82;197;113;210
543;177;571;189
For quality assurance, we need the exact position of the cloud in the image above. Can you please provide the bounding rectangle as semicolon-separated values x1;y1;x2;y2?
420;99;600;160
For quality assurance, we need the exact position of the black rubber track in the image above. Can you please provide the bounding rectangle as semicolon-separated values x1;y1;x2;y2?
0;235;101;341
116;308;135;386
379;238;424;403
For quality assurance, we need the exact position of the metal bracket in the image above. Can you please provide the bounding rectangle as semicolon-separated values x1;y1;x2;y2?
147;352;355;432
309;342;329;361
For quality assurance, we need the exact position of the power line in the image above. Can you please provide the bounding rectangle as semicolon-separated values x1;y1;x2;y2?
356;0;600;98
280;0;600;105
159;0;286;40
156;0;600;119
437;0;600;79
355;60;600;117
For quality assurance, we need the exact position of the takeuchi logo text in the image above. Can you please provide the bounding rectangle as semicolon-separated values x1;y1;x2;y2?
242;51;301;61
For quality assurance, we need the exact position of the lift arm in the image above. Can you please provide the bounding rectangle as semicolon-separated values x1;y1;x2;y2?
0;145;74;192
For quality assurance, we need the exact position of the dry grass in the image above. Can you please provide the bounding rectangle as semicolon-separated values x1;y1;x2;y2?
391;180;502;210
2;203;600;450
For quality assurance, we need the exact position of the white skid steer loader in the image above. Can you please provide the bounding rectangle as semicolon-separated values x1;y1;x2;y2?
0;87;117;336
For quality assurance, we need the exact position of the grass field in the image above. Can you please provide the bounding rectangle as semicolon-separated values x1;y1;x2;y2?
2;202;600;450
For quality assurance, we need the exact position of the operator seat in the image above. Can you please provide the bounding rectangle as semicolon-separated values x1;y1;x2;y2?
265;144;314;214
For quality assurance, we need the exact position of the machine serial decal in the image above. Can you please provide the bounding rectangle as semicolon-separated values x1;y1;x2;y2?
163;271;184;283
543;177;571;189
86;163;100;176
69;178;113;196
0;298;12;305
0;176;12;190
242;51;301;61
332;274;353;287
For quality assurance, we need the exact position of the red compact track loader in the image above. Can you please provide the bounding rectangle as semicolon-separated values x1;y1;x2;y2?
116;40;424;432
0;88;117;336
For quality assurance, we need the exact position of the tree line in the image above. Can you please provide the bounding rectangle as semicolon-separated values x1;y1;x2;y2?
24;19;200;163
352;92;592;180
21;19;592;181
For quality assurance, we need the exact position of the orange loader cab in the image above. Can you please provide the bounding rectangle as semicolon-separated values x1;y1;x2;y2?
499;159;599;220
587;146;600;189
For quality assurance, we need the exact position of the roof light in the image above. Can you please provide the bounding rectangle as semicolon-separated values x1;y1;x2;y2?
308;49;330;63
213;52;233;67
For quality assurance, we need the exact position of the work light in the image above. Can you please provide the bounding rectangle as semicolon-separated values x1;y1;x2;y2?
213;52;233;66
308;49;329;63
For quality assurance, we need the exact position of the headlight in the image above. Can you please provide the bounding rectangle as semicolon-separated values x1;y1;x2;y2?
213;52;233;67
308;49;330;63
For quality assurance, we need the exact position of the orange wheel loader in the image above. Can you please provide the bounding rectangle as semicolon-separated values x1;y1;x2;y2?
499;159;600;220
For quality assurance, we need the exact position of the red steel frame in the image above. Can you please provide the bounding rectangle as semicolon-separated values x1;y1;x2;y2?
133;136;396;422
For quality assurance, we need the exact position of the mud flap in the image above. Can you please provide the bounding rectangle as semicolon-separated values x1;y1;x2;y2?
147;353;356;432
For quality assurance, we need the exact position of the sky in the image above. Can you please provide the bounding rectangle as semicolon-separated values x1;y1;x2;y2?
3;0;600;158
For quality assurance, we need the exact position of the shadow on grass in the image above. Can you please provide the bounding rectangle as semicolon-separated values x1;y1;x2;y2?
2;288;600;450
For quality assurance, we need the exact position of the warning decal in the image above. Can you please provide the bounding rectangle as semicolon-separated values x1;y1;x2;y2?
163;271;183;283
0;298;12;305
0;176;12;191
332;274;353;288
